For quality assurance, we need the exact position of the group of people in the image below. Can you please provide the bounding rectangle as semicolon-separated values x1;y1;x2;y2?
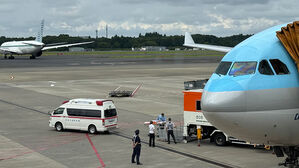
131;113;176;165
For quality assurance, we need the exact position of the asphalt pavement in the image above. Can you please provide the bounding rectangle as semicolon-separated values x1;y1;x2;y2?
0;53;283;168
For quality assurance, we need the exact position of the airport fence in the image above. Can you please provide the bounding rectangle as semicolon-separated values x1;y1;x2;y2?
157;121;184;143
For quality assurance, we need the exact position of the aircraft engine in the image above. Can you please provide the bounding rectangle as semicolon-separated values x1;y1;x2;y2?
36;50;42;57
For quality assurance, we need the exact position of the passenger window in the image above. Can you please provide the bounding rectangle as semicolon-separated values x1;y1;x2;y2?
258;60;274;75
67;108;101;117
269;59;290;75
53;108;64;115
67;108;81;116
215;61;232;75
196;100;201;111
84;109;101;117
229;62;257;76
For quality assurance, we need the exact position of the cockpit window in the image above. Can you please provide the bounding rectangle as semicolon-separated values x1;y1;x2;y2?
229;62;257;76
258;60;274;75
269;59;290;75
215;61;232;75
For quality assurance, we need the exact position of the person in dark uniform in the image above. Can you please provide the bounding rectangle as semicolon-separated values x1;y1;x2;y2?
131;129;142;165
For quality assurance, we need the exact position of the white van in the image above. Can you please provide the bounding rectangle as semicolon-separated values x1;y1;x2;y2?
49;98;118;134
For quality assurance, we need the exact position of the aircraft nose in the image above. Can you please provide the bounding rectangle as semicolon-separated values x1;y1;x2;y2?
201;79;246;112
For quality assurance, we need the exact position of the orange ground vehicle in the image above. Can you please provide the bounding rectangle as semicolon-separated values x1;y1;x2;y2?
183;82;246;146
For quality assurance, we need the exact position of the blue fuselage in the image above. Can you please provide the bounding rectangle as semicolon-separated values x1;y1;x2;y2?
201;24;299;145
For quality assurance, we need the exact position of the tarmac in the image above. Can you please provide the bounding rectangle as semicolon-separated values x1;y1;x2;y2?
0;54;284;168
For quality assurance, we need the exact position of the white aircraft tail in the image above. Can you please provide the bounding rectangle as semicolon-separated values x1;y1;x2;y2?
35;19;44;42
183;32;232;53
184;32;195;45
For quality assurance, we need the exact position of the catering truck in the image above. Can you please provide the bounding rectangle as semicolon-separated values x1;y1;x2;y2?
183;80;246;146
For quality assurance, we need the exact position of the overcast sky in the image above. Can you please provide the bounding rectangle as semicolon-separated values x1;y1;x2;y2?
1;0;298;38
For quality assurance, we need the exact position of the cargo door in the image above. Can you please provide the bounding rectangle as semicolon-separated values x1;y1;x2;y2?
103;101;117;127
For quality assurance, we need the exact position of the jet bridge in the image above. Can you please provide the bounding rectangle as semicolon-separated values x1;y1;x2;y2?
276;21;299;72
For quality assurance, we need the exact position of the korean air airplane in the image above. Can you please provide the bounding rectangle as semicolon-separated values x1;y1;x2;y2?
0;20;93;59
184;22;299;167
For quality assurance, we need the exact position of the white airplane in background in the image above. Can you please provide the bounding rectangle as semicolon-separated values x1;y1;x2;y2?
0;20;93;59
184;22;299;167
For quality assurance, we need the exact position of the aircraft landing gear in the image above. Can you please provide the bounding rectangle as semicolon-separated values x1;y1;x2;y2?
4;54;7;59
8;55;15;59
275;146;299;167
30;55;36;59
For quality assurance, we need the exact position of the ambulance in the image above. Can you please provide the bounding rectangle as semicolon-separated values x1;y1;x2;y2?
49;98;118;134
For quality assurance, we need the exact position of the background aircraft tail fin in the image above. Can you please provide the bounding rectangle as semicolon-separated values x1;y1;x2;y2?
35;19;44;42
184;32;195;45
183;32;232;53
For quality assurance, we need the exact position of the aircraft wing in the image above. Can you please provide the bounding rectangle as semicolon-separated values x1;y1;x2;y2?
0;47;20;54
45;42;67;47
22;41;43;46
42;41;94;51
0;47;9;53
183;32;232;53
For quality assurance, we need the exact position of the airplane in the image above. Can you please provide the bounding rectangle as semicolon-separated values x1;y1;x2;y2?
184;22;299;167
0;20;93;59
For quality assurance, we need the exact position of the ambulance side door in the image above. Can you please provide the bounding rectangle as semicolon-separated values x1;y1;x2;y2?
65;108;81;129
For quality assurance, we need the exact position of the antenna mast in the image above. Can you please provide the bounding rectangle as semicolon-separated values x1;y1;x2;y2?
106;25;108;38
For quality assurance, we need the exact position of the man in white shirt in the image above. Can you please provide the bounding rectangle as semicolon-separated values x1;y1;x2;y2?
149;120;155;147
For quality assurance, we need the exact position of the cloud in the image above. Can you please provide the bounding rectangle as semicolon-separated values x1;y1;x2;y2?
50;22;72;30
96;20;207;35
209;14;234;29
0;0;297;37
50;6;81;17
200;0;270;5
0;26;7;32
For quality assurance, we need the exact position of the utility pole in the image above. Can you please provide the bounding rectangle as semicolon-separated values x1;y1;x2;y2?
106;25;108;38
96;30;98;39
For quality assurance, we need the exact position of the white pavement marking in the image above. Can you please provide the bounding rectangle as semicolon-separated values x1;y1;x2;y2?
67;63;80;66
114;86;121;91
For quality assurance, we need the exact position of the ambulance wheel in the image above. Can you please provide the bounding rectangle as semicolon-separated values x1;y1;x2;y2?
214;133;227;146
88;125;97;134
55;122;63;132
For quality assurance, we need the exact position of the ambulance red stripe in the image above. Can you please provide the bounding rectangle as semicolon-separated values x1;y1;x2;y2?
51;115;117;121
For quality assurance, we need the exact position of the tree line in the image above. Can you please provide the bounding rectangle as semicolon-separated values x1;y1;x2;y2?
0;32;252;51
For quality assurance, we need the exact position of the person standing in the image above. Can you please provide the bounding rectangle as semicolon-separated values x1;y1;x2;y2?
149;121;155;147
156;113;166;122
166;118;176;144
156;113;166;137
131;129;142;165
